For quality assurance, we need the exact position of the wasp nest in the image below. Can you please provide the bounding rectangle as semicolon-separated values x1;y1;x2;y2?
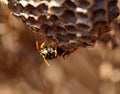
2;0;119;51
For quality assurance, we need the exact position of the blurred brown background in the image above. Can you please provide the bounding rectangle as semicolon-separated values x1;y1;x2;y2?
0;1;120;94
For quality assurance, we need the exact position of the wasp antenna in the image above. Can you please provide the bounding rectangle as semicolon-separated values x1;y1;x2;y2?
40;42;46;49
36;41;39;50
43;56;50;66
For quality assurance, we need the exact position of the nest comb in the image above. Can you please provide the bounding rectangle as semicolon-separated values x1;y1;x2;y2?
2;0;119;51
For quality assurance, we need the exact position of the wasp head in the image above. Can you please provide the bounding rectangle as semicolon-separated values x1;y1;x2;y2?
40;46;57;60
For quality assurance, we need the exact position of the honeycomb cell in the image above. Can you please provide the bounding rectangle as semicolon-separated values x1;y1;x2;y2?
75;0;93;9
64;0;76;11
60;10;76;24
65;25;76;34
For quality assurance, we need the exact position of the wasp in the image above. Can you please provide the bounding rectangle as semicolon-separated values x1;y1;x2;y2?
36;41;69;66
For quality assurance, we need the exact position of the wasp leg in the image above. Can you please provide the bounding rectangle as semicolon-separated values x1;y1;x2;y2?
36;41;39;50
42;56;50;66
40;42;46;49
62;49;76;59
61;51;72;59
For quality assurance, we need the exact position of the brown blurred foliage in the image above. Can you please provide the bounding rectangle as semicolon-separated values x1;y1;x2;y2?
0;2;120;94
